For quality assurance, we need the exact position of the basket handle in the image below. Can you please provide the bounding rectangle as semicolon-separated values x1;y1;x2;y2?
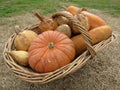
52;11;96;57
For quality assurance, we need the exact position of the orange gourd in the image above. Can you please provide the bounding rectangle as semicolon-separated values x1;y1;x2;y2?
35;13;58;33
81;11;106;29
71;25;112;56
66;6;106;29
66;5;80;16
28;31;75;73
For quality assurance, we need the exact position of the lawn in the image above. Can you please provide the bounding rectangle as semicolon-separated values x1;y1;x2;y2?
0;0;120;17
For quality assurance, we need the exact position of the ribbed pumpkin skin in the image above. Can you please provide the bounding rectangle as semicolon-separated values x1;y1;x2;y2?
28;31;75;73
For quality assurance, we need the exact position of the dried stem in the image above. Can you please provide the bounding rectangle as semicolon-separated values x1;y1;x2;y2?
34;12;45;22
78;8;87;14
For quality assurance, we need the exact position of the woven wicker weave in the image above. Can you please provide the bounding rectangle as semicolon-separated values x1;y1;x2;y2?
3;11;116;84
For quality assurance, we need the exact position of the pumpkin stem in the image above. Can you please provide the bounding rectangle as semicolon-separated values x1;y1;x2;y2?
34;12;45;22
48;42;55;49
15;25;22;34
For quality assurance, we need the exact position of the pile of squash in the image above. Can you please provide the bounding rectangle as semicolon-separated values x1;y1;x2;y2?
9;6;112;73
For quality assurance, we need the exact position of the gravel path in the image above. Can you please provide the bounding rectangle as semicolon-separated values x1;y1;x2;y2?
0;9;120;90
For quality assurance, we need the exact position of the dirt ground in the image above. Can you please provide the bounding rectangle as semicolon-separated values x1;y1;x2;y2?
0;9;120;90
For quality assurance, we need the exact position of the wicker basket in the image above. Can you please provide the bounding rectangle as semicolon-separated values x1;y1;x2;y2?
3;12;116;84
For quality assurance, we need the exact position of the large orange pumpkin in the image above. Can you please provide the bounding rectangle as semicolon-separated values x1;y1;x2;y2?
28;31;75;73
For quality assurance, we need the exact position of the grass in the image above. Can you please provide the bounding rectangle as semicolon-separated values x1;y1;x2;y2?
0;0;120;18
0;0;64;17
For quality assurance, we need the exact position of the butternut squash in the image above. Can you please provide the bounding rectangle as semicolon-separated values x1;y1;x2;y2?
71;25;112;56
81;11;106;29
66;5;106;29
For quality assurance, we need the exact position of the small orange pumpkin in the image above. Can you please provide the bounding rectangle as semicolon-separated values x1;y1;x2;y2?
28;31;75;73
